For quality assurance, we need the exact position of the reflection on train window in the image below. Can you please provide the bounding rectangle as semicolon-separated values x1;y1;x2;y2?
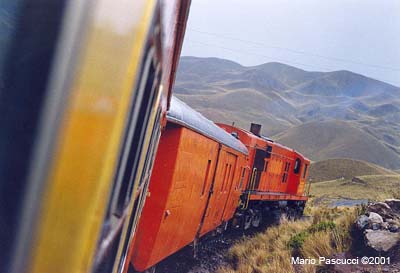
282;162;290;183
201;160;211;196
0;1;21;68
294;158;301;174
238;167;246;189
227;164;232;190
221;163;229;192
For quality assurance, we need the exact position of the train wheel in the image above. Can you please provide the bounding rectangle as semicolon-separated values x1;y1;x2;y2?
279;212;288;224
143;265;156;273
243;213;253;230
251;210;262;228
287;208;297;220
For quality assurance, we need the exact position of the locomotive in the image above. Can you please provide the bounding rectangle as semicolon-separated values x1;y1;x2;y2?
122;97;310;273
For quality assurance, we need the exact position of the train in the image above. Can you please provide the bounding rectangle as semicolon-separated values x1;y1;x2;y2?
0;1;190;273
121;97;310;273
0;1;310;273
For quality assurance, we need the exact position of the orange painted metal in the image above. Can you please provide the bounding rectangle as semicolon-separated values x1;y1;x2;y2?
218;124;310;202
131;125;221;271
220;154;248;223
198;147;240;236
295;151;311;196
129;121;308;271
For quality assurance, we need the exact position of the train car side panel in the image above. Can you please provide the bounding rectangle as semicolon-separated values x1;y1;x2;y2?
199;147;242;237
129;124;181;271
297;158;311;195
221;155;248;222
132;126;219;271
27;1;161;273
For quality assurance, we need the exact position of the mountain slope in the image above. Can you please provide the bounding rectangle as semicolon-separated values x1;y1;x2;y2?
308;159;397;182
275;120;400;169
174;56;400;169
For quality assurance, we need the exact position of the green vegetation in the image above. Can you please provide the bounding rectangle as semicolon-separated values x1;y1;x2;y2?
288;221;336;250
288;231;308;249
308;221;336;233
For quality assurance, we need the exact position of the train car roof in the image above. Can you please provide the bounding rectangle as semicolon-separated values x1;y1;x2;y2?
167;96;248;155
218;123;310;161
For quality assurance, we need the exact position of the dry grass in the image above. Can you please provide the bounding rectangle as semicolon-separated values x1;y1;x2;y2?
308;158;396;182
218;207;359;273
310;174;400;203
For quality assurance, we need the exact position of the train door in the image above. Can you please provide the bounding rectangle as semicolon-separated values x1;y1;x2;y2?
248;148;265;191
297;160;309;195
198;148;237;236
287;158;301;194
220;156;246;222
279;161;291;193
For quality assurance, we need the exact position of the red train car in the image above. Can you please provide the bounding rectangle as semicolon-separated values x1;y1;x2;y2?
125;97;248;272
218;123;310;228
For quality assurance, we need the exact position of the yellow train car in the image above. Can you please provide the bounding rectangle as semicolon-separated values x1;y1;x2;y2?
0;1;190;273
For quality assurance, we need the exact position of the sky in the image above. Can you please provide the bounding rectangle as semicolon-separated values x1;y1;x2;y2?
180;0;400;86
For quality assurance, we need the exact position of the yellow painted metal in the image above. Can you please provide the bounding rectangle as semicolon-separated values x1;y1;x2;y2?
28;0;157;273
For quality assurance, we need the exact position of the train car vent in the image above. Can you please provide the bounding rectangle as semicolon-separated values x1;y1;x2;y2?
250;123;261;136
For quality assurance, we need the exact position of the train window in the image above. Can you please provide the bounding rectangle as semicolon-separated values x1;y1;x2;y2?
294;158;301;174
303;164;308;178
225;164;232;191
220;163;229;192
92;44;161;273
112;47;159;216
254;149;265;170
238;167;246;189
223;164;232;191
201;160;212;196
282;162;290;183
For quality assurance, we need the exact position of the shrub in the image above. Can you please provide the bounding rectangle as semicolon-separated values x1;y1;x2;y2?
308;221;336;233
288;231;308;249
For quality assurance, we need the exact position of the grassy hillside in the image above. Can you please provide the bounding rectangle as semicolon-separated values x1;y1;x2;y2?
274;121;400;170
309;158;396;182
175;56;400;169
310;174;400;202
218;207;358;273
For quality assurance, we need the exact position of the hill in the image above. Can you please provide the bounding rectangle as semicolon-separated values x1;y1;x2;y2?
275;120;400;169
310;174;400;201
175;56;400;169
308;158;397;182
